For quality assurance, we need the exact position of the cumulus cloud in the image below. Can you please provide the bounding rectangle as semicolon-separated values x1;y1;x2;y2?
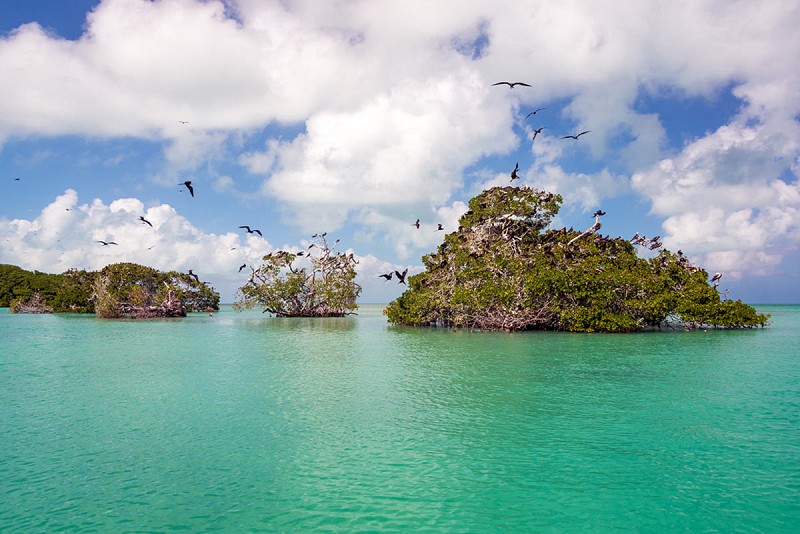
0;189;276;300
632;117;800;277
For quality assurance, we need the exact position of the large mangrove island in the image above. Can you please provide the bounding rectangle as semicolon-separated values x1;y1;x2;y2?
385;186;768;332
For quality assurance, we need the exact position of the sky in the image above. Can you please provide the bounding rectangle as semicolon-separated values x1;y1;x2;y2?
1;0;799;304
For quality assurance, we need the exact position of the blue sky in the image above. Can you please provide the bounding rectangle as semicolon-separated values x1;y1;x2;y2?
1;0;799;304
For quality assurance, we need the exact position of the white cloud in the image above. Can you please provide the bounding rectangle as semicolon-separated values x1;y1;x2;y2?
0;189;276;300
632;118;800;277
258;70;515;231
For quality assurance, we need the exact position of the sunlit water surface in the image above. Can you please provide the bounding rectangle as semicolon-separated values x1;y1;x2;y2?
1;304;798;532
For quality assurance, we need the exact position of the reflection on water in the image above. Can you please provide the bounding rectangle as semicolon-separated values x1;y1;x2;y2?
0;304;798;531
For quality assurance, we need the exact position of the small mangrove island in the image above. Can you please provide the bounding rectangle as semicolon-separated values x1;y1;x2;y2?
385;186;769;332
235;233;361;317
0;263;219;318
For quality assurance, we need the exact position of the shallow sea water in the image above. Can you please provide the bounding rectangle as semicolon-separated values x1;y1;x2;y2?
1;304;798;532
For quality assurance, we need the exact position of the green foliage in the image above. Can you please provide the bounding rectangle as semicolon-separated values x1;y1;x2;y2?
92;263;220;318
0;262;219;317
235;236;361;317
385;186;769;332
0;264;62;308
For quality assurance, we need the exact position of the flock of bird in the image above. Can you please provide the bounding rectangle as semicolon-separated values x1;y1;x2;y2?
11;83;723;293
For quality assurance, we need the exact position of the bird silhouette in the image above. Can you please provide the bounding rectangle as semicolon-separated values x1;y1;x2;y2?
437;224;444;231
188;270;200;283
179;180;194;197
592;210;606;217
379;272;393;281
139;216;153;227
395;268;408;284
96;240;118;246
531;127;545;141
561;131;591;140
414;218;420;229
238;263;247;273
239;225;263;236
492;81;531;89
510;162;520;182
525;108;546;119
179;120;189;124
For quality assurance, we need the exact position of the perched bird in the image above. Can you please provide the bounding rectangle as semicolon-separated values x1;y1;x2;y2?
414;218;420;229
179;180;194;197
379;272;393;281
239;225;263;236
96;240;118;246
395;268;409;284
492;81;531;89
139;216;153;227
592;210;606;217
510;162;520;182
188;270;200;283
525;108;546;119
710;272;723;283
561;131;591;140
238;263;247;273
437;224;444;231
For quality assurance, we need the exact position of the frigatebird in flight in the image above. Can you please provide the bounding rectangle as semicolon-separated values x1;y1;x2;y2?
239;225;263;236
510;162;520;182
492;81;531;89
139;216;153;227
379;272;393;281
561;131;591;140
525;108;546;119
531;127;545;141
238;263;247;273
179;180;194;197
592;210;606;217
395;268;409;284
414;219;420;229
96;240;118;246
437;224;444;231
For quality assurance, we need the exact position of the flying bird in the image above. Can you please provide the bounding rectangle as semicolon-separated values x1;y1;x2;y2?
437;224;444;231
179;180;194;197
239;225;263;236
379;272;393;281
395;268;409;284
238;263;247;273
492;81;531;89
592;210;606;217
139;216;153;227
525;108;546;119
510;162;520;181
561;131;591;140
188;270;200;283
179;120;189;124
531;127;545;141
414;218;420;229
710;272;723;283
96;240;118;246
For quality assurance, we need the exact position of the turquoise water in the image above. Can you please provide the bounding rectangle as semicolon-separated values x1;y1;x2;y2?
1;304;798;532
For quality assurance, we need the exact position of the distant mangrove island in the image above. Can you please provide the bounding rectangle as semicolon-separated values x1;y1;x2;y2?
0;263;219;318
